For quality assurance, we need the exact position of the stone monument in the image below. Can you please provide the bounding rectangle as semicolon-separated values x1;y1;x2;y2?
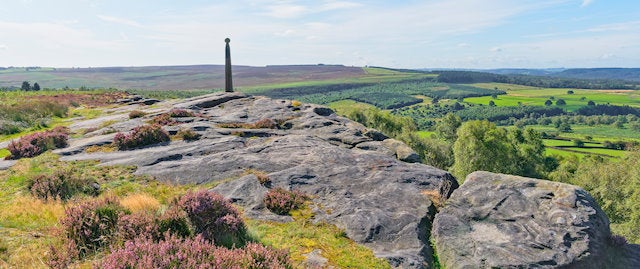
225;38;233;92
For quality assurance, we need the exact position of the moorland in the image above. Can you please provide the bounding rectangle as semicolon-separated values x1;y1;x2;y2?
1;65;639;268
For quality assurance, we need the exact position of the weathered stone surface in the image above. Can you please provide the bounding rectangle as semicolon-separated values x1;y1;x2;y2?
0;160;17;170
58;92;459;268
432;171;613;269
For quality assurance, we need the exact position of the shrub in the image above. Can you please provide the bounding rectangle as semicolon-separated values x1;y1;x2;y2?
176;128;201;141
6;126;69;159
253;118;278;129
178;190;246;246
150;113;175;126
264;188;309;215
113;124;170;150
28;169;99;200
168;109;196;117
128;110;146;119
149;109;196;125
59;197;127;258
117;205;191;243
99;234;292;269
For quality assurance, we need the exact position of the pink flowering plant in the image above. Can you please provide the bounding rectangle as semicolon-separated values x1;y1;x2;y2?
178;190;247;247
6;126;69;159
113;124;170;150
263;187;309;215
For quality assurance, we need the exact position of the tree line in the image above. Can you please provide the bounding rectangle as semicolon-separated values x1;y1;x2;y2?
434;71;639;89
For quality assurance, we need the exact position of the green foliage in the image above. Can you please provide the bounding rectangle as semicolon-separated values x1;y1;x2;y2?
435;113;461;142
21;81;31;91
549;152;640;243
259;79;501;110
454;105;564;122
451;121;547;180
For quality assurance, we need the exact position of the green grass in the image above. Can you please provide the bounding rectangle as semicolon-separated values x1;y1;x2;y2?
328;99;379;116
247;208;391;269
529;124;640;141
465;85;640;112
0;148;9;158
416;131;435;139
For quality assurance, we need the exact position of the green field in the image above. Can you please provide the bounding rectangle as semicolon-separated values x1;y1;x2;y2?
465;83;640;111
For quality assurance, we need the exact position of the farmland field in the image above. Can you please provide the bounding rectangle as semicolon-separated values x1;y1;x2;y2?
465;83;640;111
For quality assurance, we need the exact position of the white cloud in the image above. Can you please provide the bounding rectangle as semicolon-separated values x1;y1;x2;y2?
581;0;594;7
0;44;7;50
97;15;143;27
264;4;308;18
320;1;361;11
491;47;503;52
588;20;640;32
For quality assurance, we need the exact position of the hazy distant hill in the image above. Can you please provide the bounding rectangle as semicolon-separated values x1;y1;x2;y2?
482;68;640;82
0;65;365;90
551;68;640;82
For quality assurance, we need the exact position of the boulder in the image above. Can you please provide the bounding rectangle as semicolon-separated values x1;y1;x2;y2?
59;92;459;268
432;171;612;269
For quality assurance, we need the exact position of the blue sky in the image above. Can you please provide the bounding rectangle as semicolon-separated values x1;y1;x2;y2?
0;0;638;68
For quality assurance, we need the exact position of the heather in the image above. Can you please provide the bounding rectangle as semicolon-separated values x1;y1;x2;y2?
178;190;247;247
6;126;69;159
113;124;170;150
150;108;197;125
98;234;292;269
264;188;309;215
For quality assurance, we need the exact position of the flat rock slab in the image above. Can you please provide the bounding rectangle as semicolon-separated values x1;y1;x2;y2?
59;92;459;268
432;171;613;269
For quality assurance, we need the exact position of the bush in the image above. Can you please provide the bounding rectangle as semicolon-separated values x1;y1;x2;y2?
168;109;196;117
59;197;127;258
116;206;191;243
264;188;309;215
6;126;69;159
149;113;175;126
178;190;246;246
99;234;292;269
128;110;146;119
29;169;99;200
176;128;201;141
113;124;170;150
149;109;196;125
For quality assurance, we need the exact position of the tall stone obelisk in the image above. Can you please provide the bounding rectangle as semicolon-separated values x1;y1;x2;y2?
224;38;233;92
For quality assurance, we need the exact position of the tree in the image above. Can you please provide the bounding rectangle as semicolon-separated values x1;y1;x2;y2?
451;121;548;181
556;99;566;106
488;100;496;107
587;100;596;106
21;81;31;91
435;113;461;142
491;93;498;99
557;122;572;132
567;90;574;94
544;100;553;106
32;82;40;91
451;120;515;180
573;139;585;148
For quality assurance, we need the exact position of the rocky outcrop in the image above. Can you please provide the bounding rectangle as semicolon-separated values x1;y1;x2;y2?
56;92;459;268
432;171;618;269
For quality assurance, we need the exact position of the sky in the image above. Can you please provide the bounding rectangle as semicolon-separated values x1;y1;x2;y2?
0;0;639;69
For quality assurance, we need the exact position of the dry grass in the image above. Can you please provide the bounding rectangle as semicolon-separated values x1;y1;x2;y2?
0;195;65;231
245;169;271;185
84;144;117;153
119;193;161;213
421;189;445;209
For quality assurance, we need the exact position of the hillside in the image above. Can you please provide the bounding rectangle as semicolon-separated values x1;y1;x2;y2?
0;65;367;90
1;92;638;268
